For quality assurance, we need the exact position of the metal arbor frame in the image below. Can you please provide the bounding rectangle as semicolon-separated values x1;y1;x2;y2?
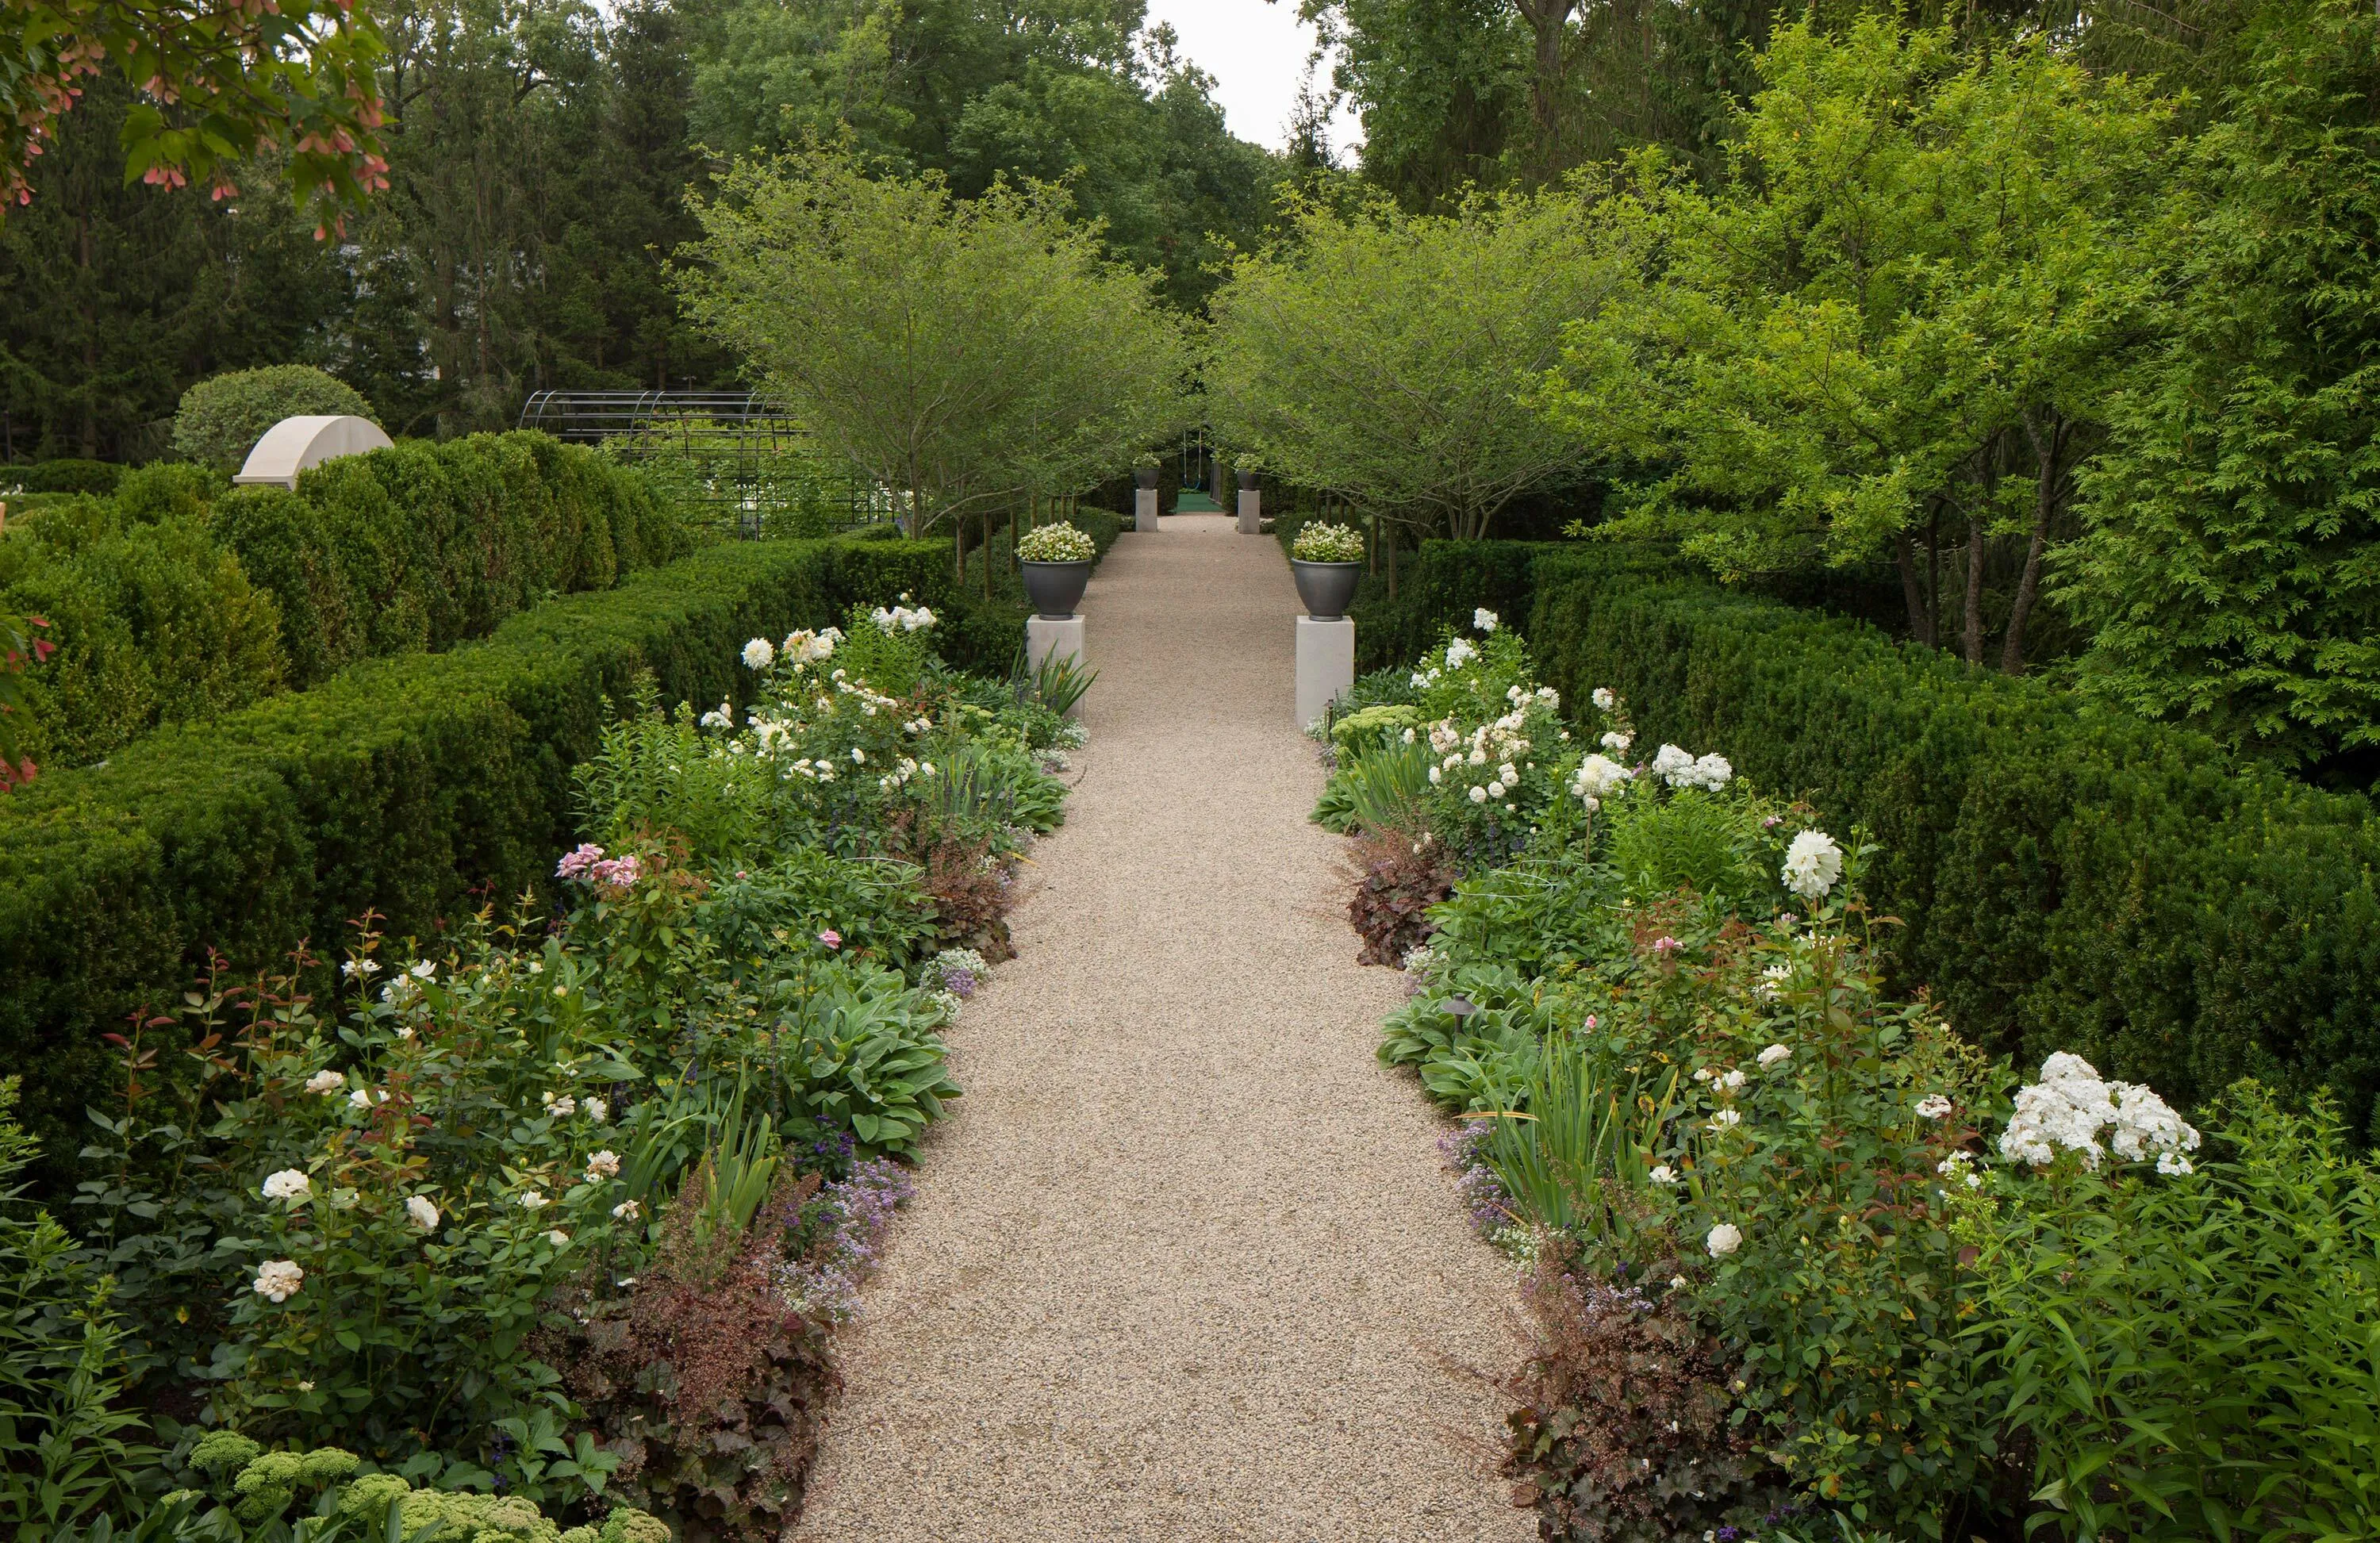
516;390;884;537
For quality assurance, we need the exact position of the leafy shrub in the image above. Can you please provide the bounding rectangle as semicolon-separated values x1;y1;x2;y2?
545;1170;840;1543
1379;535;2380;1145
1971;1081;2380;1541
1345;826;1458;967
0;535;961;1190
171;367;373;472
1505;1265;1794;1542
12;460;123;497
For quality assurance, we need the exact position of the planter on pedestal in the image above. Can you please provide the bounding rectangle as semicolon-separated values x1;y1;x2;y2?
1134;467;1161;532
1021;559;1093;620
1290;559;1361;621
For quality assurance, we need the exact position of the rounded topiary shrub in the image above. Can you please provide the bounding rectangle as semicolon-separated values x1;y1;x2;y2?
172;365;374;471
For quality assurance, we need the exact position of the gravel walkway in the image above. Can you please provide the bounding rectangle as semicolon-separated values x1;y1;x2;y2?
791;515;1531;1541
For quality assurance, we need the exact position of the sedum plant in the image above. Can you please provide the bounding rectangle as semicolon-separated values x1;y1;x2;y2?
1015;522;1096;563
1292;521;1365;562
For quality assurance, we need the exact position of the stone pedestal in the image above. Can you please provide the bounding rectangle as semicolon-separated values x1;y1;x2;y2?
1135;487;1160;532
1237;486;1262;535
1026;616;1086;715
1295;615;1354;731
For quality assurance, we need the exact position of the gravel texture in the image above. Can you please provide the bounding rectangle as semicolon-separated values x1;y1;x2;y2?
790;515;1532;1541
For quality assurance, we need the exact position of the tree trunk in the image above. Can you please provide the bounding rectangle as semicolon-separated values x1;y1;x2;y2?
1514;0;1580;176
1894;528;1930;645
2003;410;2069;676
1387;525;1399;599
1962;511;1987;666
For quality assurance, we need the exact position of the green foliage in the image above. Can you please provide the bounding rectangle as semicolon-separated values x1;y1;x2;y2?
0;534;961;1188
1;1080;155;1539
1399;535;2380;1146
2059;0;2380;767
678;148;1192;545
1206;187;1606;540
10;462;121;497
0;432;690;771
171;368;374;472
1971;1083;2380;1541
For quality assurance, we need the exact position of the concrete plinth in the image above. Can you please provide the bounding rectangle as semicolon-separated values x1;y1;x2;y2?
1135;488;1160;532
1237;487;1262;535
1295;616;1354;731
1026;616;1087;715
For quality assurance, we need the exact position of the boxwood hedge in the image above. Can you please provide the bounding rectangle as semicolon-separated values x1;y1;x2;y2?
0;535;954;1179
1388;538;2380;1141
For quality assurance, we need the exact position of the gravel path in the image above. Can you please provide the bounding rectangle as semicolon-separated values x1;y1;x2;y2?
790;515;1532;1541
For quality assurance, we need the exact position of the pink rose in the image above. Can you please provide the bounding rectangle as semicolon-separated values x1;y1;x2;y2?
818;930;842;950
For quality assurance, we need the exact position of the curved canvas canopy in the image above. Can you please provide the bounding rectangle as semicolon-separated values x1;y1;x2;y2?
232;415;393;489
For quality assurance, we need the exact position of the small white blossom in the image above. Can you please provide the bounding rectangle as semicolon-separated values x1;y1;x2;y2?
1444;638;1479;670
1468;785;1489;804
252;1260;305;1303
1915;1094;1954;1120
305;1069;346;1096
261;1169;312;1202
1474;608;1499;632
585;1097;609;1125
1720;1069;1747;1092
585;1150;621;1182
612;1199;642;1222
518;1191;548;1211
742;637;775;670
1592;687;1617;712
1649;1165;1678;1186
1601;731;1633;753
340;958;381;979
406;1196;440;1231
1570;754;1631;802
1485;781;1506;799
2157;1152;2194;1176
348;1088;371;1110
1706;1109;1742;1131
1757;1043;1792;1069
409;960;435;981
1705;1223;1743;1258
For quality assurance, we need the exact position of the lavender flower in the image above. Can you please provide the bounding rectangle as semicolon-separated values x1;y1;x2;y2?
776;1158;916;1326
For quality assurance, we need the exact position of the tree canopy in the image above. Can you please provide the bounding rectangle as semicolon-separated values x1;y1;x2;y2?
1206;187;1607;539
677;148;1188;546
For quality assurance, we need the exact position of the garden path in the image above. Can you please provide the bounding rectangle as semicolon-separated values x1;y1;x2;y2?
789;513;1531;1542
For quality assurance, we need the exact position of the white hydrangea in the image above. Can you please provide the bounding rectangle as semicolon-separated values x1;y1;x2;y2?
742;637;775;670
406;1196;440;1231
261;1169;312;1202
1444;637;1479;670
1998;1053;2200;1171
252;1260;305;1303
1782;830;1844;900
305;1069;346;1096
1474;608;1499;632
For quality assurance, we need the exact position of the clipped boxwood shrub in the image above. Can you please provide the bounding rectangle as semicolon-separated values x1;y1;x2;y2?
10;459;121;496
0;535;958;1184
1437;539;2380;1141
172;364;374;471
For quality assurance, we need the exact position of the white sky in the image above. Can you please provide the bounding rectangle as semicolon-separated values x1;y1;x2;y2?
1141;0;1364;155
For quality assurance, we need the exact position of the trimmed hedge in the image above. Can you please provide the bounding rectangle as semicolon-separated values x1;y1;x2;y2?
10;460;122;497
1380;539;2380;1140
0;434;689;770
0;535;957;1181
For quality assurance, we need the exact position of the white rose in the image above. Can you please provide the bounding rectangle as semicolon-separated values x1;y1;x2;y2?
585;1150;622;1182
585;1097;609;1125
1468;785;1489;804
1757;1043;1792;1069
305;1069;346;1096
1914;1094;1953;1120
261;1169;312;1202
545;1230;571;1247
348;1088;370;1109
406;1196;440;1231
518;1191;547;1211
1649;1165;1678;1186
252;1260;305;1303
612;1199;642;1222
1705;1223;1744;1258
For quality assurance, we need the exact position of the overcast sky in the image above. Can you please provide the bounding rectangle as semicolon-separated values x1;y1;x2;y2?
1140;0;1364;155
